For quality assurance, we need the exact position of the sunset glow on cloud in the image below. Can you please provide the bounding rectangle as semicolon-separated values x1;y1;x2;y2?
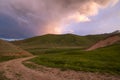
0;0;120;38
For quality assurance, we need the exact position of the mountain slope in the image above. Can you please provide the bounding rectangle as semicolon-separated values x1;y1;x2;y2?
87;34;120;51
12;34;109;49
0;39;32;56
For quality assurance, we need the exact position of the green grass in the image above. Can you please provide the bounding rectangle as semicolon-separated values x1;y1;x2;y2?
12;34;109;49
26;48;83;55
0;56;18;62
29;43;120;74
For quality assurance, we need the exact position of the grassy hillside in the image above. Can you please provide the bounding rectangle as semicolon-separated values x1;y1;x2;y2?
0;39;32;62
13;34;109;50
28;42;120;74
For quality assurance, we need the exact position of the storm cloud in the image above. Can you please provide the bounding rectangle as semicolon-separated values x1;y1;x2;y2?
0;0;119;38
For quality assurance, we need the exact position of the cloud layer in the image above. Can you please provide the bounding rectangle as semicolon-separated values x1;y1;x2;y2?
0;0;119;38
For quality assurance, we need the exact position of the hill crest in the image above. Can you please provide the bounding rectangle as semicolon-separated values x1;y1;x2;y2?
12;33;110;49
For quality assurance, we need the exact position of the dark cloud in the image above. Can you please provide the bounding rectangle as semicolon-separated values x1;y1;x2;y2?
0;13;35;38
0;0;119;38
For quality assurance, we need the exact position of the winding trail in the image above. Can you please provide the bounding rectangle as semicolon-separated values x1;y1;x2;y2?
0;56;59;80
0;56;120;80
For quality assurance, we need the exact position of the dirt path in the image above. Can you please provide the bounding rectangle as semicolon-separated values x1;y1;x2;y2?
0;56;59;80
0;56;120;80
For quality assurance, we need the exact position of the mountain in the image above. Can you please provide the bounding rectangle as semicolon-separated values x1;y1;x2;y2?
12;34;109;50
0;39;32;56
111;30;120;34
87;31;120;51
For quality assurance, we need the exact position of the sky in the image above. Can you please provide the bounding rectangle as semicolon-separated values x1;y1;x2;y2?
0;0;120;39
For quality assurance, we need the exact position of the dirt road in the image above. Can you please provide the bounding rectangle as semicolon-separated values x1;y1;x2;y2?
0;56;120;80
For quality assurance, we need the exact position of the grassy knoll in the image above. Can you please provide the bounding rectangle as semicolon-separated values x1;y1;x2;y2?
13;34;108;49
28;42;120;74
0;40;31;57
0;39;32;62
